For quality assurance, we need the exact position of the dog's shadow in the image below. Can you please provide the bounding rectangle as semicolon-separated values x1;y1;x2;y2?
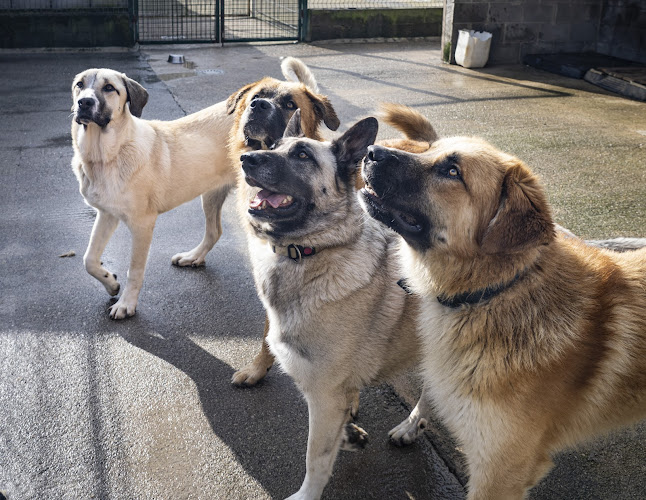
117;321;307;499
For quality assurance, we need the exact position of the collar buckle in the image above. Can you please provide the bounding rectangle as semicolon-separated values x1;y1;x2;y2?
272;243;316;262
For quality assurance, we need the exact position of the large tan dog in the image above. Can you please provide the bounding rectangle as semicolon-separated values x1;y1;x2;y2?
360;118;646;499
70;58;337;319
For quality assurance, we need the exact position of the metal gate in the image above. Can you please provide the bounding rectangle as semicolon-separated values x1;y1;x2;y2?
136;0;303;43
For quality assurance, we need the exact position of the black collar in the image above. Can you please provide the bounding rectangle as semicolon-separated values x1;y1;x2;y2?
272;243;317;262
436;269;527;309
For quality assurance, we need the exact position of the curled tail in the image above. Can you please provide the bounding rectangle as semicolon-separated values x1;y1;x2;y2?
379;103;438;144
281;57;319;93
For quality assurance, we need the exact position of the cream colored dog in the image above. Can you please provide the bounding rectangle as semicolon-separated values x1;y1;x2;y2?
71;68;235;319
71;59;332;319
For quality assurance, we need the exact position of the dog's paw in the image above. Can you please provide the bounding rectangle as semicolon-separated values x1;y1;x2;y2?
389;414;427;447
231;360;272;387
108;296;137;320
101;272;120;296
341;423;368;451
171;249;207;267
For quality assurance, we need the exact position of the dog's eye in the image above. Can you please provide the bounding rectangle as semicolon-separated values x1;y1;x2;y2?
286;100;296;109
298;151;308;159
76;81;84;89
449;167;459;177
104;84;115;92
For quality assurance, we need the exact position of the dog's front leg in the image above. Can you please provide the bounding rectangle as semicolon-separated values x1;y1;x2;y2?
231;315;275;386
287;390;360;500
172;184;232;267
388;381;432;446
109;216;156;320
84;210;120;296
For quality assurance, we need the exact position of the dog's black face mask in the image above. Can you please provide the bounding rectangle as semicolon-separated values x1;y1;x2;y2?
241;89;299;149
72;70;149;129
360;145;433;251
240;110;378;242
73;88;112;128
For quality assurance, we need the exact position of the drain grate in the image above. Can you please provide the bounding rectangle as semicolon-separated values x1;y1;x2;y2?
198;69;225;75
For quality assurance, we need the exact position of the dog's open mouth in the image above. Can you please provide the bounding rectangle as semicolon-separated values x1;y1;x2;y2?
360;186;423;234
248;187;299;218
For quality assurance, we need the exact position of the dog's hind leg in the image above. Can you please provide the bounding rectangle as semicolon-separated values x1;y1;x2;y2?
287;389;357;500
389;382;432;446
231;316;275;386
84;210;120;296
172;184;232;267
109;216;156;320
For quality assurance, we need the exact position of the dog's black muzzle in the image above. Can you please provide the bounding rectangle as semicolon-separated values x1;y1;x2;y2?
75;97;97;123
244;98;287;148
75;97;110;127
362;145;405;194
241;150;284;187
361;145;430;248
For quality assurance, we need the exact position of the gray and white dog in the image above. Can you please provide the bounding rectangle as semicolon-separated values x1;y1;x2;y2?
238;111;423;500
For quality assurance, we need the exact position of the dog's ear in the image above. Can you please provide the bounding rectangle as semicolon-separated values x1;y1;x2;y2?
308;93;340;131
332;117;378;180
226;82;256;115
283;109;304;138
122;76;149;118
480;161;555;255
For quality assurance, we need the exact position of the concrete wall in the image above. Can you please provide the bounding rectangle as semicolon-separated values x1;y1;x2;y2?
597;0;646;63
0;13;134;48
445;0;604;64
306;8;443;41
445;0;646;65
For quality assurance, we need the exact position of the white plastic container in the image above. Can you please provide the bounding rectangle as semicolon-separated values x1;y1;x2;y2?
455;30;493;69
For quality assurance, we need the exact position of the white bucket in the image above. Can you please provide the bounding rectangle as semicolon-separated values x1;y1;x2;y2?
455;30;492;69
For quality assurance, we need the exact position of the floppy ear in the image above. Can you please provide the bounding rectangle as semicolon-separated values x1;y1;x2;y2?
226;82;256;115
332;117;378;180
122;76;149;118
480;162;555;255
309;93;340;131
283;109;304;138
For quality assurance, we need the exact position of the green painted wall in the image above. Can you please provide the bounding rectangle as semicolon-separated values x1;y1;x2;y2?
306;8;442;41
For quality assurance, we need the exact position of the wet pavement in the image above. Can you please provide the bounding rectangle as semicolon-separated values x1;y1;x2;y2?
0;40;645;499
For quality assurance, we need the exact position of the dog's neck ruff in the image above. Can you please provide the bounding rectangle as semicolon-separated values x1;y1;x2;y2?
271;243;317;262
436;268;527;309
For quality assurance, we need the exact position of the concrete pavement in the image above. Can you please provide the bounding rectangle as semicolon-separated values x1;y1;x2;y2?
1;40;645;499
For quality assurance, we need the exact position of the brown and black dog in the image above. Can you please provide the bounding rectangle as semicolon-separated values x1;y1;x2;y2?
361;108;646;500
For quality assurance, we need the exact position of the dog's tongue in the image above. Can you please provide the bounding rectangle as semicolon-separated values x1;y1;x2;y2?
250;189;291;209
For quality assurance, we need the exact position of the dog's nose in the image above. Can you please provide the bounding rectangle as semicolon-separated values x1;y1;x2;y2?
250;98;271;111
241;152;262;167
77;97;95;109
367;145;389;163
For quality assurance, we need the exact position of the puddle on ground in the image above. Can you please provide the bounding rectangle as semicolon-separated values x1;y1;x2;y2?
158;71;197;81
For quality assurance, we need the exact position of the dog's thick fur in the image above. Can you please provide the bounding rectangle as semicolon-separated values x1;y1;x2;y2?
71;59;337;319
228;60;340;386
238;112;422;499
361;112;646;499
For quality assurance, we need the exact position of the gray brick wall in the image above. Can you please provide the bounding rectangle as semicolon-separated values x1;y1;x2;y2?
598;0;646;64
444;0;645;66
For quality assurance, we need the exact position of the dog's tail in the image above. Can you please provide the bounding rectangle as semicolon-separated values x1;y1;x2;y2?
379;103;438;144
281;57;319;93
557;224;646;252
586;237;646;252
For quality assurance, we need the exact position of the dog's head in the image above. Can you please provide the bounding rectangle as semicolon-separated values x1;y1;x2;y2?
360;137;555;258
71;68;149;128
239;110;377;244
227;58;340;150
